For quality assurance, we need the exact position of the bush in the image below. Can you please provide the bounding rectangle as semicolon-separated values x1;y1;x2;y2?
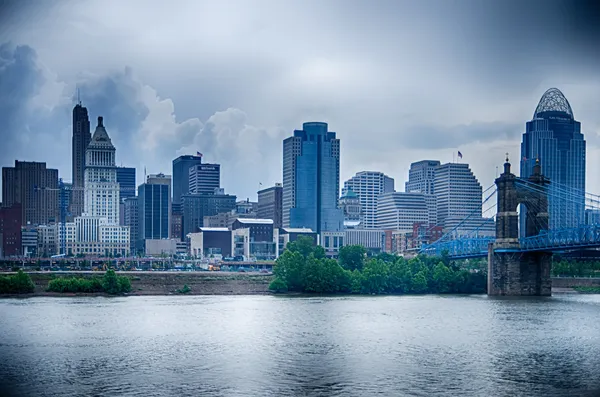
0;270;35;294
46;271;131;295
177;284;191;294
268;278;288;293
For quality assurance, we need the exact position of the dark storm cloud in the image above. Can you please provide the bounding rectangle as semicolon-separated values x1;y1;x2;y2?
77;67;150;152
0;42;45;162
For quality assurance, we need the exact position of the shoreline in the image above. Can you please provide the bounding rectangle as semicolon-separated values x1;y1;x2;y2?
1;288;593;299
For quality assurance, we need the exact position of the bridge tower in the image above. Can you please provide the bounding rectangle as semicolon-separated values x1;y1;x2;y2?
488;156;552;296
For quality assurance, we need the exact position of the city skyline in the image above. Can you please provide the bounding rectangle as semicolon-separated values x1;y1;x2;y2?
0;1;599;201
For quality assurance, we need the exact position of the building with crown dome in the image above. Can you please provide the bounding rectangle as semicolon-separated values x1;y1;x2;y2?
520;88;586;233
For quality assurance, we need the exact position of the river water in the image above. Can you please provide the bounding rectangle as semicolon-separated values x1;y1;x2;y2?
1;294;599;397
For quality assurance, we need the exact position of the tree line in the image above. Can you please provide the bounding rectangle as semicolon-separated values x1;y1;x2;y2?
269;237;487;294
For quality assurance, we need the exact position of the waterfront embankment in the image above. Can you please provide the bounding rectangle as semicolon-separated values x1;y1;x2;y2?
2;272;599;297
5;271;273;296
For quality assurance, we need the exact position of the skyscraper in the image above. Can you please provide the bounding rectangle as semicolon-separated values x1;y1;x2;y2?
2;161;59;226
138;178;171;250
84;117;120;224
116;167;136;201
343;171;395;229
257;183;283;228
520;88;586;232
172;155;203;207
405;160;441;195
189;163;221;195
433;162;483;231
71;102;91;217
124;196;139;254
376;192;430;232
283;122;344;234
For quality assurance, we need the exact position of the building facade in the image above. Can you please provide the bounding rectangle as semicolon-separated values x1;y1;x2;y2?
72;116;129;256
433;163;482;230
520;88;586;232
124;197;139;254
116;167;136;201
172;155;203;207
0;204;22;257
2;161;59;226
343;171;394;229
283;122;344;234
376;192;430;232
339;189;362;228
405;160;440;195
138;181;171;250
181;193;237;238
71;102;91;218
189;163;220;195
257;183;283;228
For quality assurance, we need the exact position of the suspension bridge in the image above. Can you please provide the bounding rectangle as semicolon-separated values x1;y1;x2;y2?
420;156;599;296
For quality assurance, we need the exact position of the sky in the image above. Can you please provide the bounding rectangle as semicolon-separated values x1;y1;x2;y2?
0;0;599;201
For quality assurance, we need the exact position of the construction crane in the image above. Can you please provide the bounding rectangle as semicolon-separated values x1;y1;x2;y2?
34;181;138;256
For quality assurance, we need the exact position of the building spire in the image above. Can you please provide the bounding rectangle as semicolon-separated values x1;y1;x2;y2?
98;116;103;127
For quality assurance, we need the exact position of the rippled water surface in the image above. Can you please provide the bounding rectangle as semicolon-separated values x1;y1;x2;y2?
1;294;600;397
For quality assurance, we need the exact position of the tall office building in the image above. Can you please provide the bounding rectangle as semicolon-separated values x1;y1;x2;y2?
116;167;136;201
124;197;139;254
405;160;441;195
181;193;237;237
189;163;220;194
433;163;482;230
282;122;344;234
84;117;120;224
138;177;171;250
343;171;394;229
520;88;586;232
2;161;59;226
376;192;430;232
71;102;91;217
0;204;22;257
68;116;129;256
257;183;283;228
172;155;203;207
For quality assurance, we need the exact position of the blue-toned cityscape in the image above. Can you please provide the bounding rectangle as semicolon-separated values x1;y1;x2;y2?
1;87;596;271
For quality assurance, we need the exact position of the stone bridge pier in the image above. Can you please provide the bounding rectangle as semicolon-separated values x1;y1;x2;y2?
488;156;552;296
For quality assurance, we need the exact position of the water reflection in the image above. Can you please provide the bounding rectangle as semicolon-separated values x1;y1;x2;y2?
0;295;599;397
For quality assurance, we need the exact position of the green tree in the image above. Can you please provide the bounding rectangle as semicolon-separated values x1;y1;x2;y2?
0;270;35;294
338;245;366;271
273;250;305;291
388;258;412;293
268;278;288;293
432;262;453;293
361;259;389;294
118;277;132;293
286;235;316;258
411;271;429;293
350;269;363;293
102;269;121;294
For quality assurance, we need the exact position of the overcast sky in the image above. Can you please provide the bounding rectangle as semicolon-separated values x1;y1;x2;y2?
1;0;599;202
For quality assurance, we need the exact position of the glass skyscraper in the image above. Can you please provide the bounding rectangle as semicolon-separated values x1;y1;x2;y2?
283;122;344;234
520;88;586;233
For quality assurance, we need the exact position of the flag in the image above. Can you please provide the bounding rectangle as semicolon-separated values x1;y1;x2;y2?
457;151;463;159
196;151;203;157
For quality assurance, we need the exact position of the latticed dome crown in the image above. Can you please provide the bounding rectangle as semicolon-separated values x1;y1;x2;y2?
534;88;574;120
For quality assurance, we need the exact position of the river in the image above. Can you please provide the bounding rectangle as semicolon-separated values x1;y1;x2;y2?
1;294;599;397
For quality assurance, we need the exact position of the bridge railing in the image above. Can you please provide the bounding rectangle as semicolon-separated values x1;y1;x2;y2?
420;237;494;258
519;224;600;251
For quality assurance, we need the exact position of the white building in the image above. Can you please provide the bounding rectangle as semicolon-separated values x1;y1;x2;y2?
343;171;395;229
72;117;130;256
376;192;430;232
344;229;385;252
433;163;483;231
405;160;440;195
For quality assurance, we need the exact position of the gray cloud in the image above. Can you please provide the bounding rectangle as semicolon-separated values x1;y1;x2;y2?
1;1;599;199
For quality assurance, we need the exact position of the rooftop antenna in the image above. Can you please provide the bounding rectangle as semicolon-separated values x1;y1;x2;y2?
77;86;81;106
